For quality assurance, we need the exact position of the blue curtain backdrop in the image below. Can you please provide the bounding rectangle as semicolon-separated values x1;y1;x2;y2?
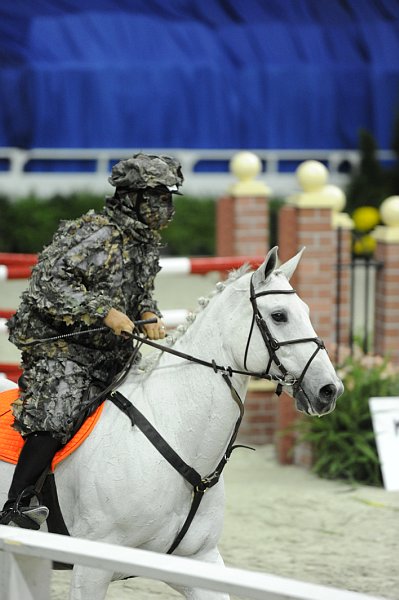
0;0;398;150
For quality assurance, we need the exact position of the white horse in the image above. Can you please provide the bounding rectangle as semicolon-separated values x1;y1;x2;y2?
0;247;343;600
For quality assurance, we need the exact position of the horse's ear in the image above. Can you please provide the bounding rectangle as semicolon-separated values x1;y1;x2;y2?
252;246;279;288
278;247;305;281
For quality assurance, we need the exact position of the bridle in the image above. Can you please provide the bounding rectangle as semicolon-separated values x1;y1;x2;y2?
244;273;326;396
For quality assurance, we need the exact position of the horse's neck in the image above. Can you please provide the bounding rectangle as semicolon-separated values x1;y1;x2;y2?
135;296;249;474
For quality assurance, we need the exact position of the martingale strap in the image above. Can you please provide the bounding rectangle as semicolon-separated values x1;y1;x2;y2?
109;376;249;555
109;391;202;489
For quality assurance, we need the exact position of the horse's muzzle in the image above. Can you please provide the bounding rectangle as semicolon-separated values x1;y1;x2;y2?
294;380;344;416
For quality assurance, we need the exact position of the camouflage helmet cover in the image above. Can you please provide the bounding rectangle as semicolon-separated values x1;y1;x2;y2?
108;152;184;191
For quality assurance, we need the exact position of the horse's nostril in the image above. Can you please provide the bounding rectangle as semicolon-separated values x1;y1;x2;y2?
319;383;336;403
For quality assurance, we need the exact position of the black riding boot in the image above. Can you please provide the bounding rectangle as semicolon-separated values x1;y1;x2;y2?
0;432;62;529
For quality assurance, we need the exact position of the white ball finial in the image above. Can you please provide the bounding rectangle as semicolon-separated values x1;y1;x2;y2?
380;196;399;227
230;151;261;181
323;184;346;213
290;159;348;216
296;160;328;192
228;151;271;197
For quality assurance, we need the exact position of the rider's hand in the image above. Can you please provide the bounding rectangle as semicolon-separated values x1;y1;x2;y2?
141;311;166;340
103;308;135;337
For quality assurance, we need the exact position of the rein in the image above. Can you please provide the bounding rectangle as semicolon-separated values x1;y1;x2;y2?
17;318;159;348
125;331;295;387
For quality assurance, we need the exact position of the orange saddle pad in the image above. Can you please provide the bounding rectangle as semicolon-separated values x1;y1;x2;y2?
0;388;104;471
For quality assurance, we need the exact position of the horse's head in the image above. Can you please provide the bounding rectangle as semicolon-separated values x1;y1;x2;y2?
236;247;343;416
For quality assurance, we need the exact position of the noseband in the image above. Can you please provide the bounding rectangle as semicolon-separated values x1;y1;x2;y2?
244;274;326;395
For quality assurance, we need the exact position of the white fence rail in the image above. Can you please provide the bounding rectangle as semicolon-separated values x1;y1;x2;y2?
1;147;394;198
0;526;387;600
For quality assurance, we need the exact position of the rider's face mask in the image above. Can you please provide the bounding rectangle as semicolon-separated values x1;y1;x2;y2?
137;187;175;230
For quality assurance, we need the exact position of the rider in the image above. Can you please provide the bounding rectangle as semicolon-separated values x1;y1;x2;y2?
0;152;183;529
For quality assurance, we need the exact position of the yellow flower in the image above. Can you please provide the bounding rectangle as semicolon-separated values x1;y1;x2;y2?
353;206;380;232
353;234;376;256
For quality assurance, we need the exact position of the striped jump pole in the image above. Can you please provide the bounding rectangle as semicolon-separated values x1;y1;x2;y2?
0;253;38;265
0;253;37;279
0;254;264;280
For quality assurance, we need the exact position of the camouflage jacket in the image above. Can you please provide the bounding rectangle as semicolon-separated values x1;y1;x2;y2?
8;196;162;360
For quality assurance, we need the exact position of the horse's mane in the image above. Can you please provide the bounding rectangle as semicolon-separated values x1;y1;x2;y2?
132;264;251;375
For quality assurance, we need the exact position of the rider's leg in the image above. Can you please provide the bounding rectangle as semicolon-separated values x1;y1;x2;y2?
0;431;62;529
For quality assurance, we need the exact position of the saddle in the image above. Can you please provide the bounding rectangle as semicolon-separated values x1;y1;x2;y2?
0;388;105;470
0;388;105;556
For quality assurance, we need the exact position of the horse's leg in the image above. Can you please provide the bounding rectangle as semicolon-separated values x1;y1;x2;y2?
172;587;229;600
69;565;113;600
168;547;230;600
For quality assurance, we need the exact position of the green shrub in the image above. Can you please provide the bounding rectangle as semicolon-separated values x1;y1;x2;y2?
0;193;216;256
0;193;104;253
161;196;215;256
296;350;399;486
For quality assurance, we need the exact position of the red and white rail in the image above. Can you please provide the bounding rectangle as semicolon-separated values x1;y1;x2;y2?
0;253;263;280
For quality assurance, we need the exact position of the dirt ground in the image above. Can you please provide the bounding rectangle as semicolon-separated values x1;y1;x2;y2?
50;445;399;600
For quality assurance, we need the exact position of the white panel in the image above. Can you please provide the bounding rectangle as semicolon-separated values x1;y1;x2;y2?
369;396;399;491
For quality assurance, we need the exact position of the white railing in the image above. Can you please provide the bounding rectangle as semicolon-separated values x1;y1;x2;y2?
0;147;394;198
0;526;387;600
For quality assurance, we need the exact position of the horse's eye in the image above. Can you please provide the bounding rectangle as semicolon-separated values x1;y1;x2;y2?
271;312;287;323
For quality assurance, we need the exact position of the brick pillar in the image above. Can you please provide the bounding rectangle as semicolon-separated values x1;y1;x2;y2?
217;196;235;256
280;205;336;345
278;205;298;264
276;204;300;464
234;195;269;255
275;393;297;464
275;161;349;464
373;196;399;365
216;151;270;257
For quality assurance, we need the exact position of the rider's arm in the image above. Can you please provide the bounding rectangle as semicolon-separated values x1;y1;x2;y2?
31;219;123;327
